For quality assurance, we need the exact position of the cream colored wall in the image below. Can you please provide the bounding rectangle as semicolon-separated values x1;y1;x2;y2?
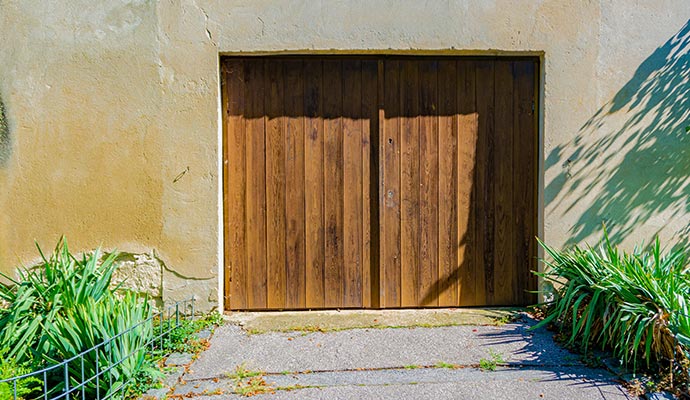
1;0;688;310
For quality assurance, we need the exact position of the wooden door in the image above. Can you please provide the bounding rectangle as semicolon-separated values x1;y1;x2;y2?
222;58;378;310
223;56;537;310
379;58;537;307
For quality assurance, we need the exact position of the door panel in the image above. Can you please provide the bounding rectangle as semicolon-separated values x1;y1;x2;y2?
223;56;538;310
223;58;377;310
378;58;538;307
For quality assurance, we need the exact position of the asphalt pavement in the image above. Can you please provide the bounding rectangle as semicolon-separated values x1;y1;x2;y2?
173;311;632;399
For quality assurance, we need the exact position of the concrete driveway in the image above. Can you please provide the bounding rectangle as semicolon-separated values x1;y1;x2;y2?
171;309;631;399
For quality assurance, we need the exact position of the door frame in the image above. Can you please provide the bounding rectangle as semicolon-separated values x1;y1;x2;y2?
216;52;544;312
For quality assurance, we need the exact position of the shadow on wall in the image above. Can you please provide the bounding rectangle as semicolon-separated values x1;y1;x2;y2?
0;92;9;168
545;20;690;246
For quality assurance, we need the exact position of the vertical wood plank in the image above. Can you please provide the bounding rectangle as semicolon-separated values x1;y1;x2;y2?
342;60;364;307
244;59;267;309
284;60;306;308
323;60;344;307
224;60;247;310
304;60;326;308
381;60;402;308
437;60;458;307
418;60;439;306
475;60;495;305
372;59;385;309
265;60;287;309
361;60;378;308
513;60;538;305
399;60;420;307
221;64;231;309
457;61;479;306
493;60;515;305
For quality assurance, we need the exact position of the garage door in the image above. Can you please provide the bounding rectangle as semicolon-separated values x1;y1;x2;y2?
222;57;538;310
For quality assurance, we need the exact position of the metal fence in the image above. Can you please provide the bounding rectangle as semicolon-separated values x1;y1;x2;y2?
0;298;195;400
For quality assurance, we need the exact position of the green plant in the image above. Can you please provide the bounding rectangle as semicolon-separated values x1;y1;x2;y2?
479;350;504;372
276;384;318;391
0;238;122;363
234;376;274;397
492;313;519;326
434;361;458;369
153;311;221;356
227;364;263;381
535;230;690;376
43;292;161;397
202;311;225;327
0;351;41;400
0;237;157;398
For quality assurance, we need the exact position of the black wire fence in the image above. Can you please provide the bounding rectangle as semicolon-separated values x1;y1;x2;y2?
0;298;195;400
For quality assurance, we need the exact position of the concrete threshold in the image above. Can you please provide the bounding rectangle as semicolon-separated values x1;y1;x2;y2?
224;307;522;334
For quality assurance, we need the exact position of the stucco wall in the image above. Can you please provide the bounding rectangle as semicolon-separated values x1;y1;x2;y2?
0;0;688;310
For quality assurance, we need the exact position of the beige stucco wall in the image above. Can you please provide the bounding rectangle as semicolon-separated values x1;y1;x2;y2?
1;0;688;310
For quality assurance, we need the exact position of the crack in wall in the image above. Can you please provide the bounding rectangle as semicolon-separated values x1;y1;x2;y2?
192;0;217;47
0;92;10;167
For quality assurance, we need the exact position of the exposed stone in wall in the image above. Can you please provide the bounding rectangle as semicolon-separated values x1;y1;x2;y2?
110;251;164;306
109;250;217;312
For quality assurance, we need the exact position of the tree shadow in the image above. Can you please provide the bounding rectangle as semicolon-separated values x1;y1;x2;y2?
546;20;690;246
478;315;628;395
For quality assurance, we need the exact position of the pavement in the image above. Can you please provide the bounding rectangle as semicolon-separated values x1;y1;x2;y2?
170;310;633;399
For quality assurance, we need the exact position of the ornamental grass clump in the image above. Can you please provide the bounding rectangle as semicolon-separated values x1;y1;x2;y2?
536;232;690;376
0;237;157;398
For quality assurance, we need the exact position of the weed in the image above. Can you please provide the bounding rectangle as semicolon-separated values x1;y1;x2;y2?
435;361;459;369
152;312;222;357
227;364;263;381
234;376;274;397
492;314;518;326
404;365;422;370
203;311;225;327
479;350;505;372
202;387;225;396
276;384;319;391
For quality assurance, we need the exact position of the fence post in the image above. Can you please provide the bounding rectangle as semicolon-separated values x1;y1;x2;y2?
80;353;85;400
96;349;100;400
64;361;70;400
107;339;113;391
159;310;164;349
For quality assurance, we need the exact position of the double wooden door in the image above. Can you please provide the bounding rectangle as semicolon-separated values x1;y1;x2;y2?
222;56;538;310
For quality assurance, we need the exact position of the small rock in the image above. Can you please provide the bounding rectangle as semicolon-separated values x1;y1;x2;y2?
165;352;193;366
194;329;212;340
645;392;676;400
